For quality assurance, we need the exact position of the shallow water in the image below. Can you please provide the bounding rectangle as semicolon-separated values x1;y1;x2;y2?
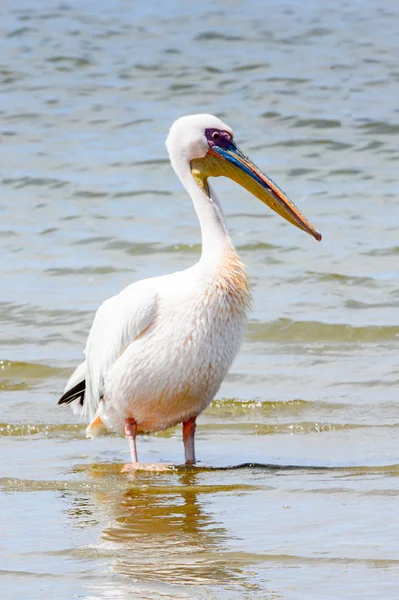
1;0;399;598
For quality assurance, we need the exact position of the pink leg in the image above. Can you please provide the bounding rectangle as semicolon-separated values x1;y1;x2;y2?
183;416;196;465
125;417;138;463
122;417;173;473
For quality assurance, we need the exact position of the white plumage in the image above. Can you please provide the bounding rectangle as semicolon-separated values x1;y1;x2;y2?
59;114;320;468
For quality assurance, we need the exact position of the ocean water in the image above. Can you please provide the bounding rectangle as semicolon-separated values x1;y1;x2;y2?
1;0;399;598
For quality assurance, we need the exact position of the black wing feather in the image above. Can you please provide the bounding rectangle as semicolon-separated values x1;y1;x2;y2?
58;379;86;406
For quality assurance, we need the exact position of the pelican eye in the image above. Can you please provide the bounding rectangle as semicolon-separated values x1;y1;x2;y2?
205;128;233;149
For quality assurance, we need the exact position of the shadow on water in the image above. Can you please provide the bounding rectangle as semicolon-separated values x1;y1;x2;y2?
65;466;265;597
56;460;399;598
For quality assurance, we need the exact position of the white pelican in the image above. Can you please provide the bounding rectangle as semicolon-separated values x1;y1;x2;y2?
59;114;321;469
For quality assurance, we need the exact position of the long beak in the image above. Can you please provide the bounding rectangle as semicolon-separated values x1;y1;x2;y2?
209;143;321;241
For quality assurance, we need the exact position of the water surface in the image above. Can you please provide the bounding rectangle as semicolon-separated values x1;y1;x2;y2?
1;0;399;598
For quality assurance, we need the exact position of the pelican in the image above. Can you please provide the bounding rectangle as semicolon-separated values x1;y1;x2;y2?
58;114;321;470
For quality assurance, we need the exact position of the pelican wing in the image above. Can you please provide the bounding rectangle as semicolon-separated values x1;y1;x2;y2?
82;283;158;420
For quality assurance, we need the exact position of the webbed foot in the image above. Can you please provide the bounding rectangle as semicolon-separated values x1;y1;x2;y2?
121;462;174;473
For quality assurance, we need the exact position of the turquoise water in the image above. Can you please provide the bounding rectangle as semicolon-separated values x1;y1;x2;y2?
1;0;399;598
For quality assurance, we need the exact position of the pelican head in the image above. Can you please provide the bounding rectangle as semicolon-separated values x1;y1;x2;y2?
166;114;321;241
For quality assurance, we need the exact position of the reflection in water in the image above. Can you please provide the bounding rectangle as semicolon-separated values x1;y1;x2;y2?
66;467;262;598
